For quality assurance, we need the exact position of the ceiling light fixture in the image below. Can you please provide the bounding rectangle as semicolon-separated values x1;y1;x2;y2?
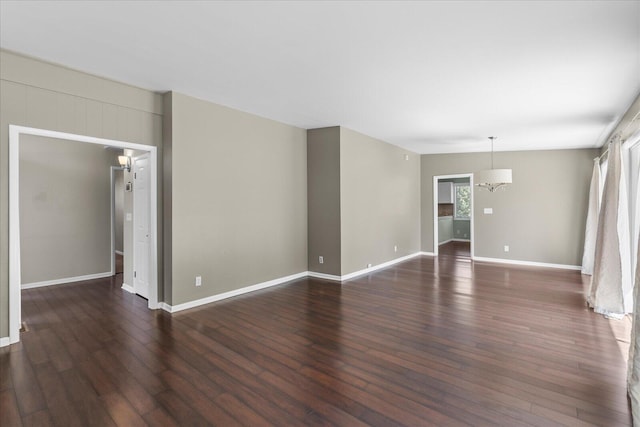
475;136;512;192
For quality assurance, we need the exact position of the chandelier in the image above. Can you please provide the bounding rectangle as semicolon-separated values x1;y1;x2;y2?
475;136;512;192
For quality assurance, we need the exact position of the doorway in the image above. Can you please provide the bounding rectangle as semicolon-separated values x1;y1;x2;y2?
8;125;159;345
111;165;125;277
433;173;474;259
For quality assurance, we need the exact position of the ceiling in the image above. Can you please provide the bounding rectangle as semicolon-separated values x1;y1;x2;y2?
1;1;639;154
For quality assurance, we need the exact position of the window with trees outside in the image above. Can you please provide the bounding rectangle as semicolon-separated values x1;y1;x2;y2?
454;184;471;219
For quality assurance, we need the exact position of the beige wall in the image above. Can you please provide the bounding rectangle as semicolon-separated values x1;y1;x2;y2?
165;92;307;306
0;50;163;337
114;169;124;253
20;135;117;284
340;127;421;275
421;149;598;265
307;126;421;277
307;127;341;275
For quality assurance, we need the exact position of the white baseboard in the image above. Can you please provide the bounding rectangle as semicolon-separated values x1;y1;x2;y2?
22;271;113;289
307;271;342;281
342;252;423;280
472;256;581;271
0;336;11;348
420;251;436;256
115;250;124;256
161;271;309;313
439;238;470;245
308;252;424;282
121;283;135;293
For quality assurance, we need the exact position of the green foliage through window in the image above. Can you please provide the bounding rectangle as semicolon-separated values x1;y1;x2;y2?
455;185;471;218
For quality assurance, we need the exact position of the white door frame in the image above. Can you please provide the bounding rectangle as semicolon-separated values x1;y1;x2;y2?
432;173;474;258
8;125;159;345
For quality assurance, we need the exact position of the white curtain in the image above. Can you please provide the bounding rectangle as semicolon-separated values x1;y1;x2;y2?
582;158;601;275
588;139;634;318
629;241;640;424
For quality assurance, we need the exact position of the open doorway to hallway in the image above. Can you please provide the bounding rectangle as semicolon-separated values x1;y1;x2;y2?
433;174;474;259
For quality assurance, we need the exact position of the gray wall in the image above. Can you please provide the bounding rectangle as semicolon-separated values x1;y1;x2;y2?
340;127;421;275
165;92;307;306
114;169;124;253
307;127;341;275
0;49;163;337
453;219;471;240
20;135;116;284
421;149;598;265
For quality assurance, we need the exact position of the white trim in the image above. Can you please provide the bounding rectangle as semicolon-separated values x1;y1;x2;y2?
472;256;581;271
22;272;113;289
439;238;454;245
308;252;424;282
9;125;160;345
307;271;342;281
341;252;422;280
0;337;11;348
110;167;116;276
420;251;436;256
9;126;21;344
121;283;135;293
162;272;309;313
432;174;474;259
439;238;471;245
159;302;172;312
115;250;124;256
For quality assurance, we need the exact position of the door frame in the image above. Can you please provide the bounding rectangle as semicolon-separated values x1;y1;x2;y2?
432;173;474;258
8;125;159;344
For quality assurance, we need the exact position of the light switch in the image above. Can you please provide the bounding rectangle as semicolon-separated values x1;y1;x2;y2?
126;213;132;221
484;208;493;215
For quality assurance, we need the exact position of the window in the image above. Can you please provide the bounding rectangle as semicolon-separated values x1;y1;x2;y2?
454;184;471;219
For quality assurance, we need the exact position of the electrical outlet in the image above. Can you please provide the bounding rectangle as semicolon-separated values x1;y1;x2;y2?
319;256;324;264
394;245;397;252
504;245;509;252
195;276;202;286
367;263;372;268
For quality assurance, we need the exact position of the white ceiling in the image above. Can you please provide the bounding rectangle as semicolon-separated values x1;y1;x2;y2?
1;1;639;154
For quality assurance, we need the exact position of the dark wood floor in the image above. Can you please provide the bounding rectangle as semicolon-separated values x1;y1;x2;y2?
1;255;632;426
438;241;471;258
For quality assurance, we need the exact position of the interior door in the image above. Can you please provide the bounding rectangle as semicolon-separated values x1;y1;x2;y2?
133;155;150;299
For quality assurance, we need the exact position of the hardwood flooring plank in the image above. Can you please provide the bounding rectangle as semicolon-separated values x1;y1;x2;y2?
143;407;180;427
1;389;24;427
34;362;86;427
21;410;53;427
100;393;147;427
6;249;632;426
